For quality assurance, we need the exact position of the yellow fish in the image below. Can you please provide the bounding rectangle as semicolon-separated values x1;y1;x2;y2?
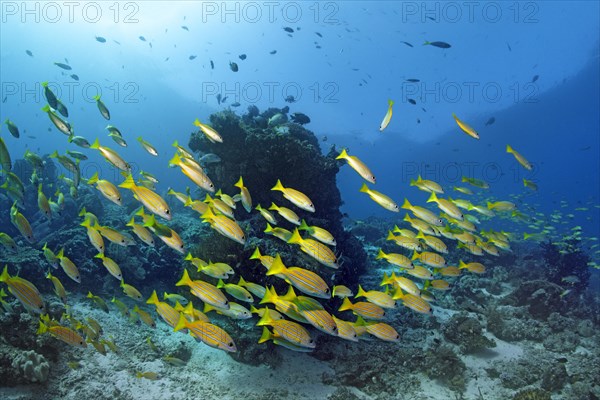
174;314;237;352
298;219;336;246
46;271;67;304
355;285;395;309
200;208;245;245
427;192;463;220
452;113;479;139
266;254;331;299
137;137;158;156
37;184;51;220
268;202;300;225
10;202;34;243
376;249;413;269
132;305;156;328
234;177;252;212
359;183;398;212
339;297;385;320
379;99;394;132
37;319;86;347
409;175;444;194
119;173;171;220
90;138;130;171
255;204;277;225
193;118;223;143
176;269;229;309
506;144;532;170
271;180;315;212
401;199;443;226
335;149;376;183
94;253;122;280
81;218;105;254
523;179;538;191
126;217;155;247
56;248;81;283
87;172;122;205
458;260;486;274
332;285;354;298
120;279;143;301
0;265;45;313
288;229;338;269
257;308;315;349
169;153;215;192
355;317;400;342
264;223;292;242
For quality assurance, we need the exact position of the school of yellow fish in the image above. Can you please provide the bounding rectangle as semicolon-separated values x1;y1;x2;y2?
0;92;597;376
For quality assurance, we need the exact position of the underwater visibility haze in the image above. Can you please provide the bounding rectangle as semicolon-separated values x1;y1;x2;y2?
0;1;599;399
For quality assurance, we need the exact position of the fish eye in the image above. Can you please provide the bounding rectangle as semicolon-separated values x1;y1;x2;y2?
325;288;330;293
396;334;400;339
228;342;234;347
309;339;314;343
165;209;170;214
332;326;337;331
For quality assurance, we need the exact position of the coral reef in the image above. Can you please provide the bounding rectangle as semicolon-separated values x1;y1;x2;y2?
10;350;50;383
540;240;591;292
442;312;496;354
512;388;552;400
187;106;368;285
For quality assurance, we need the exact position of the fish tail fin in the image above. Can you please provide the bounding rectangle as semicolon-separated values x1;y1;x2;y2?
176;269;192;287
168;153;181;167
267;202;278;211
423;41;431;46
173;314;188;332
250;247;262;260
146;290;159;305
287;229;303;245
118;173;136;189
216;279;225;289
486;201;493;210
386;231;396;241
258;326;272;343
506;144;513;153
256;307;274;326
238;276;247;287
203;303;215;314
298;219;310;231
271;179;284;192
266;254;286;276
411;252;421;261
380;273;391;286
403;214;412;222
234;176;244;188
259;286;276;305
338;297;353;312
458;260;467;269
264;223;274;234
335;148;349;160
90;138;100;149
427;192;437;203
359;183;369;193
36;320;48;335
375;249;386;260
0;265;10;283
401;198;412;210
355;285;367;299
415;231;426;239
86;172;99;185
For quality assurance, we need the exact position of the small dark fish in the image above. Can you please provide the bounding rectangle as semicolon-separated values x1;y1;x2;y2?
401;41;413;48
556;357;568;363
26;50;33;57
352;68;359;71
421;107;427;113
70;74;79;81
54;62;72;70
221;96;228;103
229;62;238;72
139;36;146;41
2;96;7;103
239;54;247;60
113;40;121;45
95;36;106;43
315;32;322;38
216;94;222;105
531;75;539;83
485;117;496;126
417;119;421;124
181;26;189;31
5;119;20;138
210;60;214;69
149;42;152;48
423;41;451;49
28;135;36;139
427;16;436;21
283;27;294;33
231;102;240;107
405;78;420;83
579;146;591;151
316;45;321;49
407;98;416;105
269;50;277;55
506;42;512;52
189;55;197;60
290;112;310;125
164;57;169;62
